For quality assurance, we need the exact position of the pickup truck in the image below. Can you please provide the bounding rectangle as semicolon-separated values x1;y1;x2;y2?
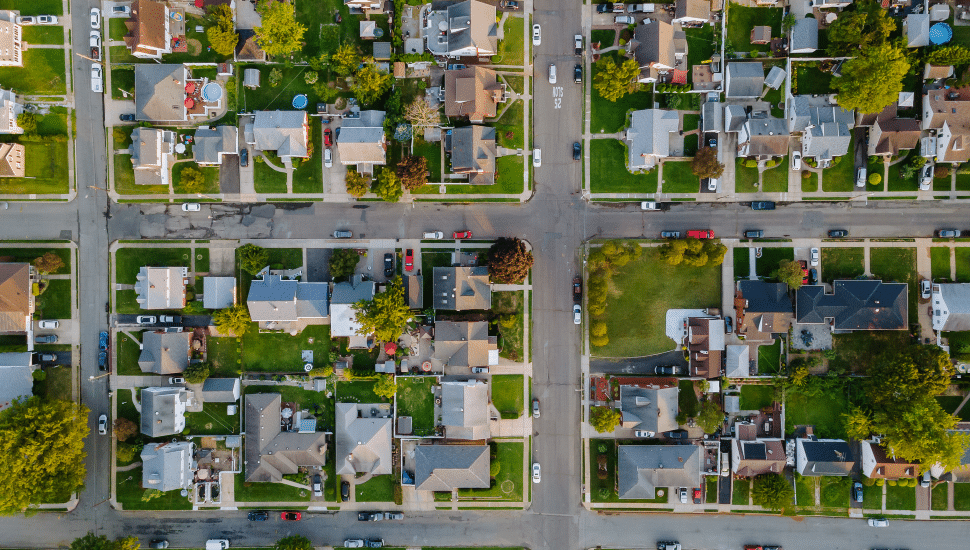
687;229;715;239
573;276;582;303
574;34;582;55
628;3;656;12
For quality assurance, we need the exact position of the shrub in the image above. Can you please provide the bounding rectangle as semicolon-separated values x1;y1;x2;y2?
745;159;758;168
802;171;812;179
868;173;882;185
765;160;777;168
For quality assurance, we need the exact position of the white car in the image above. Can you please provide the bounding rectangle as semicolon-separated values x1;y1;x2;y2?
169;377;185;385
573;304;582;325
38;15;57;25
181;203;201;212
920;164;933;191
868;518;888;527
791;151;802;171
38;320;59;329
810;248;819;267
532;24;541;46
533;148;541;168
707;178;718;191
634;430;654;437
679;487;688;503
856;167;867;188
90;8;101;30
136;315;157;325
532;462;541;483
324;148;332;168
344;541;364;549
16;16;36;25
112;5;131;16
548;63;556;84
98;414;108;435
91;66;103;93
422;231;444;239
921;279;932;299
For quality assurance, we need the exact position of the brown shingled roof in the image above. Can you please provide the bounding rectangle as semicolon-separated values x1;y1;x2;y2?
125;0;167;53
0;263;30;332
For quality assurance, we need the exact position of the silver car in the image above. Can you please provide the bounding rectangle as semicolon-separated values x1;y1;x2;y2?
573;304;582;325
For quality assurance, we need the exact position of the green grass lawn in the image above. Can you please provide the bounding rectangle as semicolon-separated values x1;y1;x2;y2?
762;159;789;193
727;2;782;52
795;475;815;507
234;473;310;502
862;483;882;509
869;157;886;191
111;67;135;100
822;153;854;193
934;171;952;191
254;160;288;194
683;114;699;133
115;247;191;285
423;154;525;195
661;161;698;194
755;247;793;278
0;247;69;273
492;374;524;419
337;380;387;404
679;380;699;417
493;100;525;150
115;289;143;314
185;401;240;435
735;158;760;193
793;62;833;95
932;482;948;511
801;172;819;192
239;325;331;373
355;475;395;502
117;466;193;510
734;247;749;279
763;87;784;118
0;49;65;94
173;162;220;195
936;396;970;421
885;484;916;510
757;340;782;374
932;247;953;281
591;30;616;48
296;0;359;60
195;248;210;273
739;384;775;411
589;139;658;193
785;389;848;439
685;25;717;70
595;248;721;358
206;335;241;377
706;476;718;503
22;25;63;45
292;124;323;194
396;377;436;436
590;53;652;134
244;384;335;433
733;478;750;505
39;364;71;402
820;476;850;508
116;331;143;376
0;140;69;194
827;331;910;374
493;290;525;361
821;247;864;282
109;18;127;41
887;155;920;192
0;0;62;15
36;279;70;319
955;483;970;511
957;248;970;282
413;138;442;182
494;16;524;65
457;441;523;501
957;170;970;192
115;153;169;195
869;247;917;324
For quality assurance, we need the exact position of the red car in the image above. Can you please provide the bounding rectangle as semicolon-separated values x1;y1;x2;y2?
324;129;333;147
453;230;472;239
281;511;302;521
798;260;808;285
687;229;715;239
692;487;701;504
404;249;414;271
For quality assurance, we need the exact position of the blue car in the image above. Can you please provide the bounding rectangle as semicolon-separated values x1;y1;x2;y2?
97;351;107;371
99;330;108;350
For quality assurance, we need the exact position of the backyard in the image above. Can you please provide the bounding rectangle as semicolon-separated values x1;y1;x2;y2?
244;384;336;433
396;377;436;436
792;62;833;96
184;402;240;435
739;384;775;412
784;388;850;439
491;375;524;419
757;339;782;375
589;140;658;193
827;331;910;374
726;3;782;53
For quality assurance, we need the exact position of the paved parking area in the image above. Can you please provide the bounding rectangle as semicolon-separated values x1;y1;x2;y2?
790;322;833;351
306;248;332;282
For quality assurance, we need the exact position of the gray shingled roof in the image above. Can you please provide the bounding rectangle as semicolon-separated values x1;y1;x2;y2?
803;121;851;160
433;321;491;368
619;385;678;433
246;274;329;322
194;126;238;164
790;18;818;53
0;352;32;411
337;110;387;165
450;125;496;184
906;13;930;47
414;444;490;491
141;441;194;492
203;276;236;310
726;62;764;98
138;331;191;374
626;109;679;168
432;266;491;310
135;64;187;122
140;387;188;437
738;281;793;313
935;283;970;331
617;444;701;499
252;111;308;158
725;105;747;133
725;345;750;378
764;66;786;90
244;393;329;482
796;438;854;476
444;0;497;55
702;101;723;134
201;378;240;402
335;402;392;476
440;379;490;440
796;280;907;330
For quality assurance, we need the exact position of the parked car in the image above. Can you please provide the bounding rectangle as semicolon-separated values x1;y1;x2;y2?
384;512;404;520
333;229;353;238
532;462;541;483
281;512;302;521
38;353;56;362
573;304;582;324
453;230;472;239
112;5;131;15
90;31;102;61
240;148;249;167
500;0;520;9
149;541;169;549
16;16;36;24
159;315;180;324
653;365;682;376
324;128;333;147
364;540;383;549
852;481;863;503
98;414;108;435
828;229;848;238
744;230;763;239
809;268;817;285
548;63;556;84
856;167;867;188
532;24;541;46
810;247;820;266
169;377;185;384
533;148;541;167
136;315;157;324
181;203;201;212
921;279;932;299
248;511;269;521
868;518;889;527
574;34;583;54
640;201;659;210
532;398;540;418
791;151;801;171
656;542;681;550
708;137;717;148
687;230;714;239
341;481;350;501
615;15;635;24
344;541;365;549
35;334;57;344
574;64;582;83
90;7;101;29
99;330;109;350
38;320;59;329
383;253;394;278
724;316;732;333
91;65;103;93
634;430;655;437
922;471;931;488
573;141;581;160
920;164;933;190
665;429;688;439
312;475;322;497
596;2;612;12
573;276;582;302
679;487;688;503
706;178;718;191
119;113;136;122
693;488;701;504
38;15;58;24
751;201;775;210
660;231;680;238
98;351;107;371
324;148;332;168
799;260;808;285
404;249;414;271
938;229;961;238
471;366;489;374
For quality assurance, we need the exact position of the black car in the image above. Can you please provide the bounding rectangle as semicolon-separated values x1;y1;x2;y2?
341;481;351;501
365;540;384;549
240;148;249;167
828;229;848;238
596;2;611;12
358;511;381;521
98;351;107;371
574;64;582;83
119;113;135;122
654;365;681;376
383;253;394;278
99;330;108;350
744;230;764;239
809;268;818;285
573;142;581;161
248;511;269;521
149;541;169;549
665;429;689;439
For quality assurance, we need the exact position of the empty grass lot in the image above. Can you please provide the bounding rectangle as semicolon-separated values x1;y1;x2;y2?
591;53;652;134
591;30;616;48
785;389;849;439
862;483;882;509
111;67;135;100
492;374;524;419
762;158;789;193
115;247;191;285
458;441;523;501
957;248;970;282
233;473;310;502
0;141;69;194
936;396;970;421
0;247;69;273
22;26;63;45
757;339;781;374
957;170;970;192
820;476;850;508
594;248;721;358
755;247;793;278
395;377;436;436
885;484;916;510
821;247;864;282
733;479;750;505
0;49;65;94
931;247;952;281
661;161;698;194
355;475;395;502
413;138;442;182
38;364;71;402
869;247;917;324
679;380;699;417
727;3;781;52
685;25;717;70
735;158;760;193
590;140;658;193
0;0;62;15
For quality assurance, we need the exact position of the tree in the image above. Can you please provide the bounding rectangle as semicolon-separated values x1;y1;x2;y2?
113;418;138;442
238;243;269;275
346;170;370;198
179;166;207;194
397;155;428;191
304;71;319;85
0;397;89;514
751;474;795;511
254;0;306;58
352;277;411;342
696;399;723;434
868;172;882;186
372;168;403;202
865;346;952;410
330;248;362;281
925;45;970;66
691;147;724;179
589;406;621;433
775;259;804;289
833;44;910;114
269;67;283;87
488;237;534;284
213;304;251;337
404;98;440;127
204;4;238;56
332;43;362;76
275;536;312;550
33;251;64;274
16;113;37;136
351;61;393;106
70;534;139;550
183;362;211;384
592;56;642;102
782;13;796;33
825;1;895;56
657;238;725;267
373;374;397;400
843;407;872;441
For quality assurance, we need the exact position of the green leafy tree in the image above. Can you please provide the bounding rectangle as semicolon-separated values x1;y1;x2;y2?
372;168;403;202
16;113;37;136
488;237;534;284
238;243;269;275
775;259;804;289
925;45;970;66
592;56;642;102
0;397;89;514
825;0;895;56
346;170;370;198
691;147;724;179
657;238;725;267
590;406;621;433
751;474;795;511
351;61;393;106
113;417;138;443
833;44;910;114
374;374;397;400
33;251;64;274
866;346;952;410
330;248;362;281
332;43;362;76
254;0;306;58
269;67;283;87
116;443;139;464
179;166;207;194
183;362;211;384
843;407;872;441
352;277;411;342
70;534;139;550
782;13;796;33
205;4;238;56
213;304;251;337
696;399;723;434
304;71;319;85
397;155;428;191
275;536;312;550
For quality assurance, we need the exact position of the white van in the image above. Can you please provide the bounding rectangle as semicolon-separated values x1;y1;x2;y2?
548;63;557;84
423;231;444;239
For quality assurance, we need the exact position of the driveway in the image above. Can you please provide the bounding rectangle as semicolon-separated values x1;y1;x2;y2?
589;350;686;375
306;248;332;282
219;155;240;195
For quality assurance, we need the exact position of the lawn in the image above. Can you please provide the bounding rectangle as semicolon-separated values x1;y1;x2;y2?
0;0;62;15
755;247;793;278
762;159;789;193
295;0;359;60
869;247;917;324
936;396;970;421
784;389;849;439
887;153;920;192
493;100;525;150
0;141;69;194
173;162;220;195
425;155;525;195
591;53;652;134
932;482;948;511
206;335;241;376
292;123;324;194
661;161;698;194
739;384;774;411
683;114;699;133
116;331;143;376
678;380;699;417
240;325;331;373
494;16;524;65
822;154;854;193
957;170;970;192
492;375;524;419
801;172;818;192
109;17;127;41
184;401;240;435
337;380;386;404
821;247;864;282
591;30;616;49
355;475;395;502
727;2;782;52
117;466;193;510
885;484;916;511
39;364;71;402
706;477;718;504
685;25;717;70
590;139;658;193
955;483;970;511
115;247;191;285
795;475;815;507
819;476;850;508
254;161;288;194
735;158;760;193
0;49;65;94
395;377;436;436
115;154;168;195
862;482;882;510
244;384;335;433
413;138;442;182
956;249;970;283
457;441;523;501
111;67;136;100
22;25;63;45
931;247;952;281
0;247;69;273
233;473;310;502
36;279;71;319
115;289;144;315
734;247;749;279
493;290;525;361
733;478;750;505
792;62;833;96
827;331;910;374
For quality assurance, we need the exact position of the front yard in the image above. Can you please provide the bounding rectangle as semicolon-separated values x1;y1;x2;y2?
233;472;311;502
0;140;70;194
661;161;699;194
457;441;523;502
491;374;524;419
395;377;436;436
355;474;395;502
821;152;854;193
117;466;193;510
0;49;66;93
492;290;525;361
931;247;952;281
821;247;864;282
115;247;191;285
589;139;658;193
590;53;653;134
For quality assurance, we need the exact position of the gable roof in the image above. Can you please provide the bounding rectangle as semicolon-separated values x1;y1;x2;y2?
444;66;504;122
135;64;187;122
0;352;32;411
631;19;679;72
0;143;23;177
796;280;907;330
674;0;710;21
235;29;265;62
790;18;818;52
440;379;490;440
124;0;168;55
905;13;930;47
619;385;678;433
932;283;970;331
450;125;496;184
726;62;764;98
433;321;495;368
203;276;236;310
404;274;423;309
336;110;387;165
244;393;329;482
335;402;392;475
861;440;917;479
432;266;491;310
740;117;789;157
201;378;240;402
194;126;238;164
443;0;497;55
141;441;194;492
796;438;854;476
0;263;30;332
138;331;191;374
764;66;786;90
617;444;701;498
330;277;376;337
626;109;680;169
803;121;852;160
414;444;490;491
134;266;186;309
252;111;309;158
140;387;188;437
732;439;786;477
246;274;329;322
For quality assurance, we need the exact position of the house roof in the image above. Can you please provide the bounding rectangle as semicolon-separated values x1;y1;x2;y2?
330;277;376;337
0;88;24;134
444;0;498;55
201;378;240;402
335;402;392;476
724;344;751;378
632;19;678;72
244;393;329;482
404;274;423;309
414;444;490;491
617;444;701;499
433;321;494;369
194;126;238;164
738;280;792;314
674;0;710;21
440;379;490;440
0;20;22;67
862;440;918;478
906;13;930;47
140;387;188;437
726;62;764;98
804;121;852;160
688;317;724;378
0;263;29;332
0;143;24;178
450;125;496;184
432;266;491;310
246;274;329;322
750;26;771;43
124;0;167;54
796;280;907;330
373;42;392;60
619;385;678;433
444;66;504;123
138;331;191;374
235;29;265;62
924;64;954;80
0;352;31;411
796;438;854;476
135;266;186;310
933;283;970;331
336;110;387;165
141;441;194;492
203;277;236;310
790;18;818;52
740;117;789;157
135;64;187;122
733;439;786;477
252;111;309;158
764;66;786;90
702;101;723;133
861;102;920;155
725;104;747;133
626;109;680;168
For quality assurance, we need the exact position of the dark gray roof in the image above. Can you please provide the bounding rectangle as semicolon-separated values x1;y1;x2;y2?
738;280;792;313
433;320;492;368
726;62;764;98
617;444;701;499
373;41;391;60
450;125;496;184
404;274;423;309
764;66;786;90
138;331;191;374
414;444;490;491
804;121;851;160
796;280;907;330
619;385;678;433
140;387;188;437
702;101;723;134
135;64;187;122
432;266;491;310
796;438;854;476
246;274;329;322
193;126;238;164
201;378;240;402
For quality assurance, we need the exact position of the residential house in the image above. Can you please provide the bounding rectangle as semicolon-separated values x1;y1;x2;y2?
138;331;191;374
234;30;266;63
0;352;32;411
373;42;392;61
336;110;387;173
130;127;176;186
619;384;678;434
931;283;970;331
764;66;786;90
731;438;786;477
860;440;917;480
617;444;701;499
244;393;329;482
134;266;188;310
360;20;378;39
857;102;920;157
432;321;498;369
0;263;32;333
425;0;497;58
124;0;173;59
628;19;688;84
440;379;490;440
449;125;496;185
444;66;506;123
790;18;818;54
330;275;376;346
796;280;908;330
248;111;309;160
201;378;240;403
738;117;789;159
725;62;764;98
202;276;236;310
624;109;680;171
904;13;930;48
702;101;723;134
140;441;195;492
0;143;23;177
246;272;329;329
432;266;491;311
134;64;188;122
922;86;970;164
724;344;752;378
335;402;392;476
0;88;23;134
344;0;384;13
194;126;239;166
810;0;853;7
404;274;423;309
788;99;855;167
672;0;710;25
924;64;954;81
750;26;771;44
724;104;747;133
413;444;490;491
735;280;794;341
140;387;190;437
795;438;854;476
0;17;22;67
940;422;970;481
687;316;724;378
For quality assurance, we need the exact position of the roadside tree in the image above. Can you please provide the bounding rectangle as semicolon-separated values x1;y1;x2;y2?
487;237;534;284
397;155;428;191
33;251;64;274
204;5;238;56
70;534;140;550
774;259;804;289
592;56;641;102
751;473;795;511
590;406;621;433
238;243;269;275
372;168;403;202
113;418;138;442
346;170;370;198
